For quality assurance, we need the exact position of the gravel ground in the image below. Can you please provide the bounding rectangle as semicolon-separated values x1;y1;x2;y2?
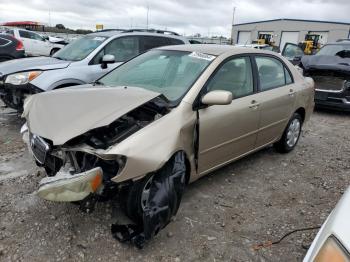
0;101;350;262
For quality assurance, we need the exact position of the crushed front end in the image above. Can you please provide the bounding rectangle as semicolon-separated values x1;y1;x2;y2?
307;69;350;111
301;55;350;111
23;129;126;203
22;95;169;203
21;86;191;248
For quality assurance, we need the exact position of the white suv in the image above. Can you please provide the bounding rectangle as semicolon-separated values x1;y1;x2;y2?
4;28;65;57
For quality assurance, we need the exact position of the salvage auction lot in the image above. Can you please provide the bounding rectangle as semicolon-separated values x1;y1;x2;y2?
0;100;349;261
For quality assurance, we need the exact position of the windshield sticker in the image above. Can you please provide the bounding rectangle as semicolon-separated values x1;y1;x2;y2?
189;52;216;61
93;37;106;42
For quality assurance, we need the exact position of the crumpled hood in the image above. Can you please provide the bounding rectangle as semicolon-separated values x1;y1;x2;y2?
0;57;70;76
23;85;161;145
301;55;350;75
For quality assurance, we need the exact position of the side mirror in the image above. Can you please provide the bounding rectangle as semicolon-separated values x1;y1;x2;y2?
43;36;49;41
201;90;232;106
101;54;115;69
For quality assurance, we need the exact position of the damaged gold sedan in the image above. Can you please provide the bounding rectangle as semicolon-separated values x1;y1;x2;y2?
21;45;314;248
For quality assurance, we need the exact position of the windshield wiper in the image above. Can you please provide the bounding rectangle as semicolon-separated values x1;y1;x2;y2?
53;56;65;61
93;80;104;86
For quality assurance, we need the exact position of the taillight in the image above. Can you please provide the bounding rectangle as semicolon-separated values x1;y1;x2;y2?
16;39;24;51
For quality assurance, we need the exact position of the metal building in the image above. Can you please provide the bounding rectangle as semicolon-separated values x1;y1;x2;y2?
232;18;350;50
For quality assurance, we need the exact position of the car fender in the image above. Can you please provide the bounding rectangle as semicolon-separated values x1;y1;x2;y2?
106;101;197;184
30;66;89;91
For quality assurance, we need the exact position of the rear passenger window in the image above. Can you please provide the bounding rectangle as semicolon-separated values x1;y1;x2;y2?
104;36;140;62
256;56;291;91
141;36;182;52
206;57;254;98
167;38;184;45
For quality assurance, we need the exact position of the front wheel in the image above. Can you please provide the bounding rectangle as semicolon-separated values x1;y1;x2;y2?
274;113;302;153
124;152;187;238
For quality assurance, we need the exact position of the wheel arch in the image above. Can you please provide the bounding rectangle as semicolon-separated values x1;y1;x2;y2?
295;107;306;123
50;79;86;90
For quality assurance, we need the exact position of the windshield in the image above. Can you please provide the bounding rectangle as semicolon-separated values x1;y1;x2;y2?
53;35;107;61
99;50;215;102
316;44;350;56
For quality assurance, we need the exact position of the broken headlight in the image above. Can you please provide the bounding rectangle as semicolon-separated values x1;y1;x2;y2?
5;71;42;85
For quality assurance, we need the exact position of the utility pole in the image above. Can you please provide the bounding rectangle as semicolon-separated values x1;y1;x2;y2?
49;9;51;27
47;0;52;27
146;5;149;29
231;6;236;44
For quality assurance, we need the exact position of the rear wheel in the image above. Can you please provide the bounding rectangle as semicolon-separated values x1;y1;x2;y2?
274;113;302;153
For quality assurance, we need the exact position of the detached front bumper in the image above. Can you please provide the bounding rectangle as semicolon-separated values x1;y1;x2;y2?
315;89;350;111
0;82;43;111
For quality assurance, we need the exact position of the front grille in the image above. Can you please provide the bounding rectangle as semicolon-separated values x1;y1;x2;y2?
312;75;345;91
29;133;50;164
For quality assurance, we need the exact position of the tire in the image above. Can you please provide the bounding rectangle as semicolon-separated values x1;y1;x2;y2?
124;152;186;225
274;113;303;153
125;174;154;224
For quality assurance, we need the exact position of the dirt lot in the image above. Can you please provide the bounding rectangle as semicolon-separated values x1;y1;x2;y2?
0;101;350;262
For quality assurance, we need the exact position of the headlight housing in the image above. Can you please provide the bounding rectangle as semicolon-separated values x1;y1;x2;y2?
314;236;350;262
5;71;42;85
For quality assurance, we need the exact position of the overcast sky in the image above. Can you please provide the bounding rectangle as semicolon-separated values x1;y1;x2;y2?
0;0;349;37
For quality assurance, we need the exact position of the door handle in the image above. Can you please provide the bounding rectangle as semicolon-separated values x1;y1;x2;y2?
249;100;260;109
288;89;296;97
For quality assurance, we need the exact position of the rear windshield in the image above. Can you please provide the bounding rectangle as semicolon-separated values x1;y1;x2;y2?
53;35;107;61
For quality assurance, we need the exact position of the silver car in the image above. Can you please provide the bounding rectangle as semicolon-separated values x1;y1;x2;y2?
0;29;188;110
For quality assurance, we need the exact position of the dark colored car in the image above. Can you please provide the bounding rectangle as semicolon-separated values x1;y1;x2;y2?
301;41;350;111
282;41;350;111
0;34;25;62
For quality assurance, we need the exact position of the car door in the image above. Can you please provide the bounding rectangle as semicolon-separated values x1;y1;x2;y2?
253;55;297;148
87;36;140;82
281;43;305;65
198;56;260;174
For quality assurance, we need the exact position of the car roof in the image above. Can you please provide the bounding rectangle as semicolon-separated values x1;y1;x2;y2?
236;44;269;48
87;30;186;40
156;44;274;56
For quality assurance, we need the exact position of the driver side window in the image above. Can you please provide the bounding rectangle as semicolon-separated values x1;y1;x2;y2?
91;36;140;65
206;57;254;98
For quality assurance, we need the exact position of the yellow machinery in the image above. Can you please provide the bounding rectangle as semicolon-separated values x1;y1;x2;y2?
299;34;321;55
253;33;274;46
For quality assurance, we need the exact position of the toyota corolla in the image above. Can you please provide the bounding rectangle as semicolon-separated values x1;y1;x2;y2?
21;45;314;248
